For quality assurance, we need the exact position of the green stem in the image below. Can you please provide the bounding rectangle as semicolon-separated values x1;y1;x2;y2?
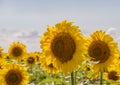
62;73;65;85
100;71;103;85
30;67;33;73
28;67;33;83
106;82;110;85
74;71;77;85
71;71;75;85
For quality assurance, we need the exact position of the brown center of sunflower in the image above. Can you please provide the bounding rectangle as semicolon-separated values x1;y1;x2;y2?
108;71;119;81
51;33;76;63
86;67;90;71
12;47;23;57
5;70;22;85
88;41;110;63
48;63;54;68
27;57;35;64
93;47;102;57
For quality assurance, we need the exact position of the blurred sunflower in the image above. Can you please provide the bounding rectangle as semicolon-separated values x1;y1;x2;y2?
0;59;6;69
103;65;120;85
3;52;8;59
0;63;29;85
86;30;119;73
82;61;98;79
40;55;59;74
40;20;86;75
8;42;27;61
34;51;41;62
0;47;4;58
25;52;37;67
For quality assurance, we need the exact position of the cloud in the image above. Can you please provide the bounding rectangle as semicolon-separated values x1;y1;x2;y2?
106;27;120;49
13;29;39;38
106;27;120;40
0;28;40;52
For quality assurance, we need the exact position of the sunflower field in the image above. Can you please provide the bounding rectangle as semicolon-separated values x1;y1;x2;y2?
0;20;120;85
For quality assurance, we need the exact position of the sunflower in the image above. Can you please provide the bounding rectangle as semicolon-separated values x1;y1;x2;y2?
8;42;27;61
34;51;41;62
3;52;8;59
25;52;37;67
0;47;4;58
81;61;98;79
40;20;86;75
103;65;120;85
40;55;59;74
86;30;119;73
0;59;6;69
0;63;29;85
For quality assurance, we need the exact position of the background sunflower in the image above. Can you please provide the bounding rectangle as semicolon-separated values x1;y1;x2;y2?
25;52;37;67
86;30;119;74
8;42;27;61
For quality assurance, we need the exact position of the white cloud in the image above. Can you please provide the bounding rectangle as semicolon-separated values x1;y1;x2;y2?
106;27;120;40
106;27;120;49
0;29;40;52
13;30;39;38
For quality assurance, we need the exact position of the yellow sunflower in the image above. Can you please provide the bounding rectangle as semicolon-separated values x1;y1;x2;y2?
82;62;98;79
86;30;119;73
103;65;120;85
0;59;6;69
25;52;37;67
0;47;4;58
3;52;8;59
0;63;29;85
8;42;27;61
40;20;86;75
40;54;59;74
34;51;41;62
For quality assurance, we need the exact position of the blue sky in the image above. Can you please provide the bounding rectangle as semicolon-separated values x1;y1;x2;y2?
0;0;120;34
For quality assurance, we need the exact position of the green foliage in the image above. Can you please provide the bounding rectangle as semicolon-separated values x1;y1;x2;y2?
26;62;120;85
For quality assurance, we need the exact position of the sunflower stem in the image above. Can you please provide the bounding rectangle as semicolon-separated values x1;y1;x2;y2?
71;71;75;85
74;71;77;85
100;71;103;85
106;82;110;85
62;73;65;85
30;67;33;73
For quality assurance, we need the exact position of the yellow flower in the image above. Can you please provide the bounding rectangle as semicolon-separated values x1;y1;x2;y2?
86;30;119;73
0;47;4;58
40;56;59;74
104;71;119;81
0;59;6;69
25;52;37;67
82;61;98;79
103;65;120;85
40;53;59;74
40;20;86;75
34;51;41;62
0;63;29;85
8;42;27;61
3;52;8;59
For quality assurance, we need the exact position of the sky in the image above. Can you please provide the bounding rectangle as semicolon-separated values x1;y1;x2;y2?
0;0;120;51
